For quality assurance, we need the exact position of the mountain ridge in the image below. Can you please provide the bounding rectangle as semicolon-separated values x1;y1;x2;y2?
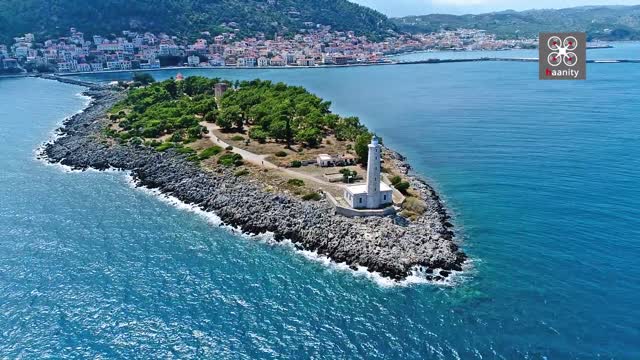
393;5;640;40
0;0;397;44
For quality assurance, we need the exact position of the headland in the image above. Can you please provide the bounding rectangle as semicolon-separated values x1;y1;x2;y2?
41;76;466;282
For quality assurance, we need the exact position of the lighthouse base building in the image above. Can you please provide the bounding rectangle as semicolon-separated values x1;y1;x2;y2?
344;137;394;209
344;183;394;209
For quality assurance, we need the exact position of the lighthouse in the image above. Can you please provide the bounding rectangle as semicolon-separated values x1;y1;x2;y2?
344;136;393;210
366;136;382;208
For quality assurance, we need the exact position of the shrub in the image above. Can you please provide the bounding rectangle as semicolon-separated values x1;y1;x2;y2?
218;153;243;167
103;128;118;138
302;192;322;201
231;135;245;141
146;139;162;148
275;151;288;157
395;181;411;194
287;179;305;187
403;197;427;215
390;175;402;186
175;146;196;155
156;142;175;152
128;137;143;146
234;169;250;177
171;130;185;143
249;127;268;143
340;169;358;183
118;131;132;141
291;160;302;168
399;210;418;221
198;146;223;160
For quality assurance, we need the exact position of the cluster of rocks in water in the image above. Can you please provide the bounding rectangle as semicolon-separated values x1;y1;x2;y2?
42;79;466;282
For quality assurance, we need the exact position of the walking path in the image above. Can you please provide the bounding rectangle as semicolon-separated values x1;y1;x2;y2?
200;121;341;189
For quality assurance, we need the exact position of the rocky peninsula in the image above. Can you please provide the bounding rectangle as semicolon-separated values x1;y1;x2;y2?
41;77;466;282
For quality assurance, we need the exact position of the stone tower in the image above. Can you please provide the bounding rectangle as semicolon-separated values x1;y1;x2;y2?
366;136;382;209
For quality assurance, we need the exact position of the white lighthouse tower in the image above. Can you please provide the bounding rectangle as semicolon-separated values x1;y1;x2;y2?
366;136;382;208
344;136;394;210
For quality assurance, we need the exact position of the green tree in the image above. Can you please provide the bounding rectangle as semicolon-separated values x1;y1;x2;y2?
218;105;242;131
355;133;373;165
162;80;179;98
204;110;217;123
295;127;322;147
249;127;268;143
132;73;155;86
269;119;288;142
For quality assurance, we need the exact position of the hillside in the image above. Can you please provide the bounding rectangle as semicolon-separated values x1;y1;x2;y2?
393;6;640;40
0;0;396;44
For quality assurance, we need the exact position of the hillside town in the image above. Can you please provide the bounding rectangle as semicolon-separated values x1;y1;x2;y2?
0;26;537;74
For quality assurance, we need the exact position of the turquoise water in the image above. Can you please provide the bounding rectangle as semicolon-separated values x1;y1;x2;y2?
2;58;640;358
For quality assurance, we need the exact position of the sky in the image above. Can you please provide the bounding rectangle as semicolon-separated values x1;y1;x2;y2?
351;0;640;17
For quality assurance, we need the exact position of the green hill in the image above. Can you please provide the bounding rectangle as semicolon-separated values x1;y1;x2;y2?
0;0;396;44
393;6;640;40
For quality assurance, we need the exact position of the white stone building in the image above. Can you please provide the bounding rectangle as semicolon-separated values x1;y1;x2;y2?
317;154;333;167
344;137;393;209
257;57;269;67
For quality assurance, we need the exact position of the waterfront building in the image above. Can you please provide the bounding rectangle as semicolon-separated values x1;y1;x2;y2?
77;63;92;72
296;58;315;66
90;63;104;71
187;55;200;66
344;137;393;209
257;57;269;67
2;58;19;70
269;56;285;66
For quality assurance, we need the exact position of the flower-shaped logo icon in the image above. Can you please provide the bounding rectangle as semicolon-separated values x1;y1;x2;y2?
547;35;579;67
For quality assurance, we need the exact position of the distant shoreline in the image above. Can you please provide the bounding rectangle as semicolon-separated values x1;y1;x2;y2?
4;44;637;80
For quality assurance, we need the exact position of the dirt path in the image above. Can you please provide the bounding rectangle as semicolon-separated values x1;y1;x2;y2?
201;121;341;189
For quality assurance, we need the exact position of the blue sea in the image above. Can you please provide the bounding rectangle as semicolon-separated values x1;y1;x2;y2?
1;45;639;358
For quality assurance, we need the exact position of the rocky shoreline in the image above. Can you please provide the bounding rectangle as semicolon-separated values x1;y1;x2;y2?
41;78;467;282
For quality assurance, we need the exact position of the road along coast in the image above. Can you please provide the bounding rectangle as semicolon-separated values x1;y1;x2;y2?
41;78;467;282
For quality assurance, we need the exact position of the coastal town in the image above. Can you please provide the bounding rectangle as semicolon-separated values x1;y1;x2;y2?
0;26;537;74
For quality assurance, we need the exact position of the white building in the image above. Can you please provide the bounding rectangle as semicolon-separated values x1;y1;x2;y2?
97;42;120;52
317;154;333;167
187;55;200;66
77;63;92;72
257;57;269;67
344;137;393;209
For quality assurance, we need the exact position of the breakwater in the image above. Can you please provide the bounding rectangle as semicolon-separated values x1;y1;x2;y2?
395;57;640;65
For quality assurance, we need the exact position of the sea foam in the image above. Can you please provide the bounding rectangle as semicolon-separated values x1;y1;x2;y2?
124;173;467;287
